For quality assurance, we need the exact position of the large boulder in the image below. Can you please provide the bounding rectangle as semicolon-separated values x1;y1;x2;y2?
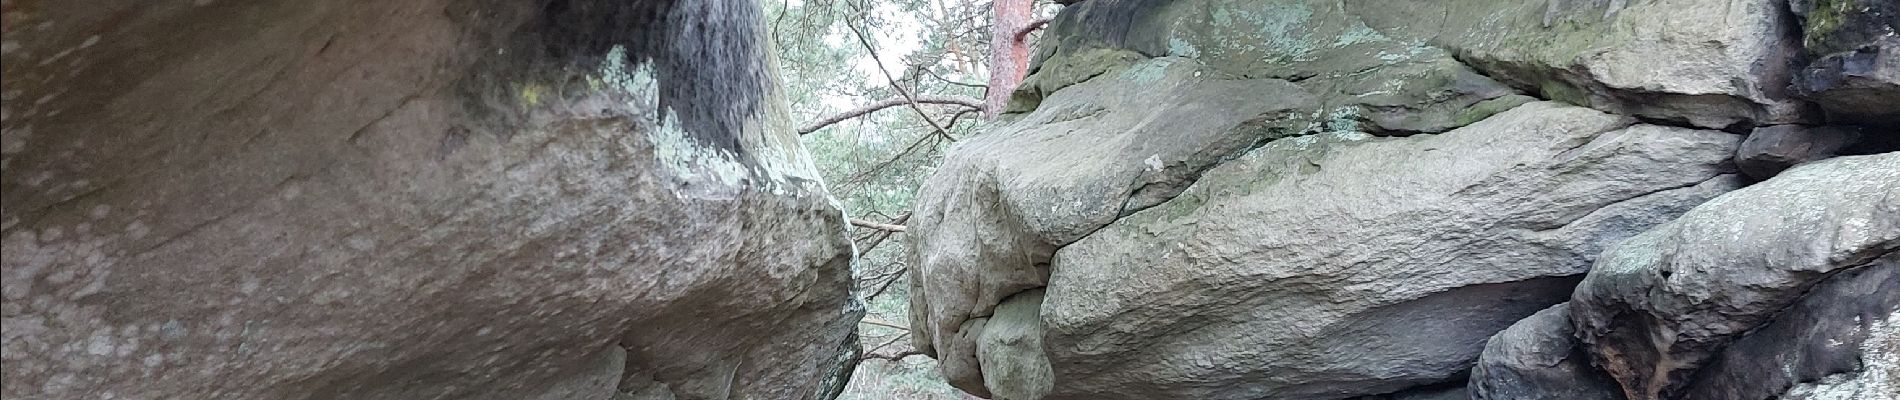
0;1;859;399
1018;0;1534;135
1570;153;1900;400
910;94;1744;398
911;1;1560;393
906;55;1320;397
1470;303;1625;400
1037;103;1739;400
1350;0;1814;129
904;1;1898;399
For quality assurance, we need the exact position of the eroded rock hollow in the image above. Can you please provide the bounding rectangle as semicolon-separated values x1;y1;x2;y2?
2;0;861;399
906;0;1897;399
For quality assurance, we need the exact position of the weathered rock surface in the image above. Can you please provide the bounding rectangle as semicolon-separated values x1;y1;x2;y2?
911;92;1746;398
1681;254;1899;400
901;1;1900;399
1779;304;1900;400
1355;384;1473;400
1734;125;1865;179
1790;0;1900;127
977;289;1054;400
1470;303;1625;400
1570;153;1900;400
1351;0;1813;129
1;1;859;399
1037;103;1739;400
907;54;1320;396
1020;0;1534;135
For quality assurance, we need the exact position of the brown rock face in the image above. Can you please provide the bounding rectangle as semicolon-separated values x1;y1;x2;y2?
1;1;860;399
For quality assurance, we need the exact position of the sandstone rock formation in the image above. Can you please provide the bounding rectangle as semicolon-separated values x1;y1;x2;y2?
1470;304;1624;400
1734;125;1867;179
1569;153;1898;400
906;0;1899;399
1;1;860;399
1354;0;1814;130
1682;255;1898;400
1036;103;1739;400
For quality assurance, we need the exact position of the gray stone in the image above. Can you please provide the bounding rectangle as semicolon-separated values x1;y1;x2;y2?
1470;303;1625;400
1779;306;1900;400
1797;37;1900;127
1022;0;1532;135
908;97;1744;399
1038;103;1740;400
1681;254;1899;400
1788;0;1900;127
1570;153;1900;400
1350;0;1815;129
906;55;1322;394
1358;384;1473;400
0;1;860;399
978;289;1055;400
1735;125;1865;179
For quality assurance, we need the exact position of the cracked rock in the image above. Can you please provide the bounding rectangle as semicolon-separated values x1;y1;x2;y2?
1570;152;1900;400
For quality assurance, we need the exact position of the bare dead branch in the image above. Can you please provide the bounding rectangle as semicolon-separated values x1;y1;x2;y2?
857;330;927;362
943;108;980;129
836;129;949;196
863;349;926;362
799;95;983;135
857;213;911;252
850;218;908;232
860;261;905;282
860;318;910;330
1014;15;1055;42
864;267;907;301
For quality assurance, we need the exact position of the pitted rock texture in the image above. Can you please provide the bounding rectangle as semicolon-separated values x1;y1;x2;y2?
1681;255;1899;400
909;94;1746;398
1570;152;1900;400
1350;0;1814;129
904;1;1900;399
1779;303;1900;400
1021;0;1534;135
1036;103;1740;400
0;0;860;399
905;55;1320;397
1470;303;1625;400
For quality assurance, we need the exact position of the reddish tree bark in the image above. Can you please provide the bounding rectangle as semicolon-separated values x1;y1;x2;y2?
984;0;1035;117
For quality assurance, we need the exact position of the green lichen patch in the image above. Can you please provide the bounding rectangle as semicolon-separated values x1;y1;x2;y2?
1806;0;1850;51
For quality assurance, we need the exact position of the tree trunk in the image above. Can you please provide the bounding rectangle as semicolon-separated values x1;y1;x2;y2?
985;0;1035;117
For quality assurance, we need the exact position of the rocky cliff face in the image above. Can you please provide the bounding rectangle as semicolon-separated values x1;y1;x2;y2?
906;0;1897;399
1;1;860;399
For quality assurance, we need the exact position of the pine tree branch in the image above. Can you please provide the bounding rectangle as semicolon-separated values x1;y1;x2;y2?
856;213;911;252
858;330;926;362
844;3;958;140
922;67;988;89
798;96;982;135
1014;16;1055;42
